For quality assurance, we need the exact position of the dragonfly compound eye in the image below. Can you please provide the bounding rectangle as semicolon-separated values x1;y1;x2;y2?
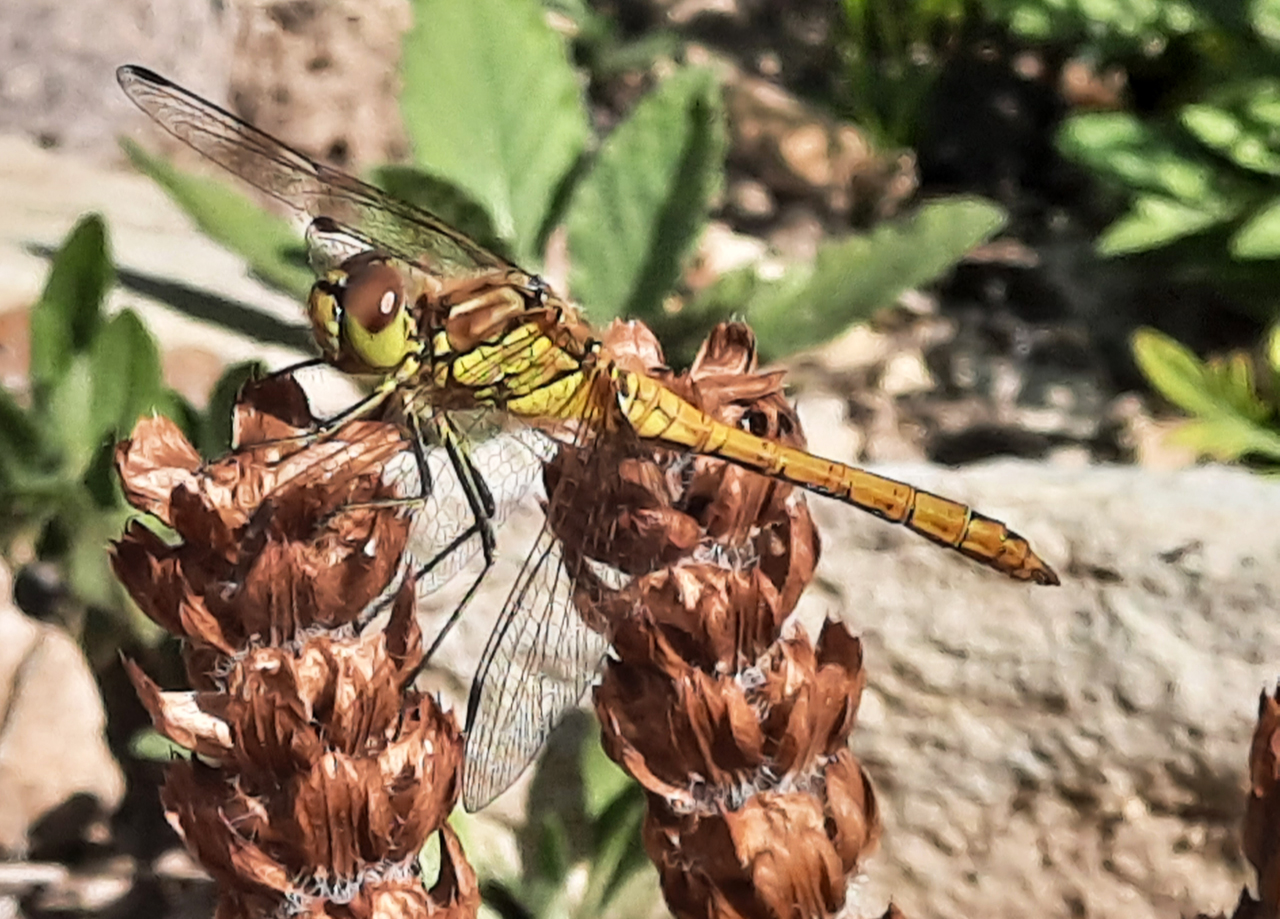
339;260;415;371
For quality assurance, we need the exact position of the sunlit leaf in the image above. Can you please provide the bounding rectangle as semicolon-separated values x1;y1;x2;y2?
1133;328;1239;418
401;0;590;261
580;727;633;821
88;310;166;448
1181;81;1280;177
1231;196;1280;258
129;727;193;761
1098;194;1236;255
1251;0;1280;48
1059;112;1219;203
44;354;99;478
567;68;725;323
743;197;1006;361
1169;414;1280;462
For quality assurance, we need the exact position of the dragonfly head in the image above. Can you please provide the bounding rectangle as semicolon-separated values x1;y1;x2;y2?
308;253;419;374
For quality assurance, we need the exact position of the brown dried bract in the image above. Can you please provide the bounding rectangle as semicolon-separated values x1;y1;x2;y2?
111;375;475;919
112;376;412;655
552;322;879;919
1242;686;1280;915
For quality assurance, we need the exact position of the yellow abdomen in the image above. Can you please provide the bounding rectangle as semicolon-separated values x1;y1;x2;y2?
615;369;1058;585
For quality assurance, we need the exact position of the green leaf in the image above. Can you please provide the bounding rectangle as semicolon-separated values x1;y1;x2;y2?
0;384;42;471
129;727;193;761
1132;327;1269;421
566;68;725;324
1181;82;1280;177
371;165;507;257
581;777;647;915
29;214;111;394
67;510;137;614
1098;194;1237;255
580;729;632;821
1169;414;1280;462
122;139;313;299
44;354;99;478
400;0;590;261
88;310;165;448
739;197;1006;362
1252;0;1280;48
199;360;265;458
1058;112;1219;203
1232;196;1280;258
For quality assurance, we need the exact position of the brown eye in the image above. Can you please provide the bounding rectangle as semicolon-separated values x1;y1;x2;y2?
333;258;416;371
341;261;406;334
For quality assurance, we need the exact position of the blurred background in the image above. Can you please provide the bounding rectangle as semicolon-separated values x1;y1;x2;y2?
2;0;1280;916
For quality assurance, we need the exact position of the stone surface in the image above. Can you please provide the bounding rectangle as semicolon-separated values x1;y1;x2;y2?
0;563;125;855
0;0;234;155
789;459;1267;919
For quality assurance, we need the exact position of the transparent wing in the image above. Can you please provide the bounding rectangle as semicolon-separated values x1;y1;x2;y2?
117;65;512;280
384;426;556;597
461;521;611;811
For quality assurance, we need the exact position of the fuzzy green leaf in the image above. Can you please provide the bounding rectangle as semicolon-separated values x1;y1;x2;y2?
44;354;99;478
1181;81;1280;177
1134;328;1280;463
741;197;1006;362
0;385;42;488
88;310;166;446
1252;0;1280;49
401;0;590;261
129;728;193;761
566;68;724;324
122;139;313;298
1169;415;1280;462
29;214;111;395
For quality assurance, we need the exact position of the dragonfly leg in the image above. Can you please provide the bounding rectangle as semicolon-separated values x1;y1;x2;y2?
401;413;500;688
240;373;400;458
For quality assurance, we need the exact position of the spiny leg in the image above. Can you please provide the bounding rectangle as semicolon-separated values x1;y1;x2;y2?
401;412;500;688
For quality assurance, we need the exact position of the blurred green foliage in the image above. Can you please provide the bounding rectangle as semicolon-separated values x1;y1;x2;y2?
1003;0;1280;283
1133;325;1280;464
1012;0;1280;439
126;0;1004;367
829;0;1280;459
456;721;654;919
0;214;260;653
836;0;1280;276
838;0;972;148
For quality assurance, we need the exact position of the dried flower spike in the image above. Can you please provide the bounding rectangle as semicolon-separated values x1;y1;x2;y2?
112;376;477;919
552;321;881;919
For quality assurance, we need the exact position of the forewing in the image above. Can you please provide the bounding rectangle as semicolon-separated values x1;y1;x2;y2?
461;522;610;811
117;65;511;279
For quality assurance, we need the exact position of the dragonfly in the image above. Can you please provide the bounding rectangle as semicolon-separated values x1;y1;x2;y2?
118;64;1060;811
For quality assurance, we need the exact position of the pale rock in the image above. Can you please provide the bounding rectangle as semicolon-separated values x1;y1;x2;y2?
0;563;124;854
